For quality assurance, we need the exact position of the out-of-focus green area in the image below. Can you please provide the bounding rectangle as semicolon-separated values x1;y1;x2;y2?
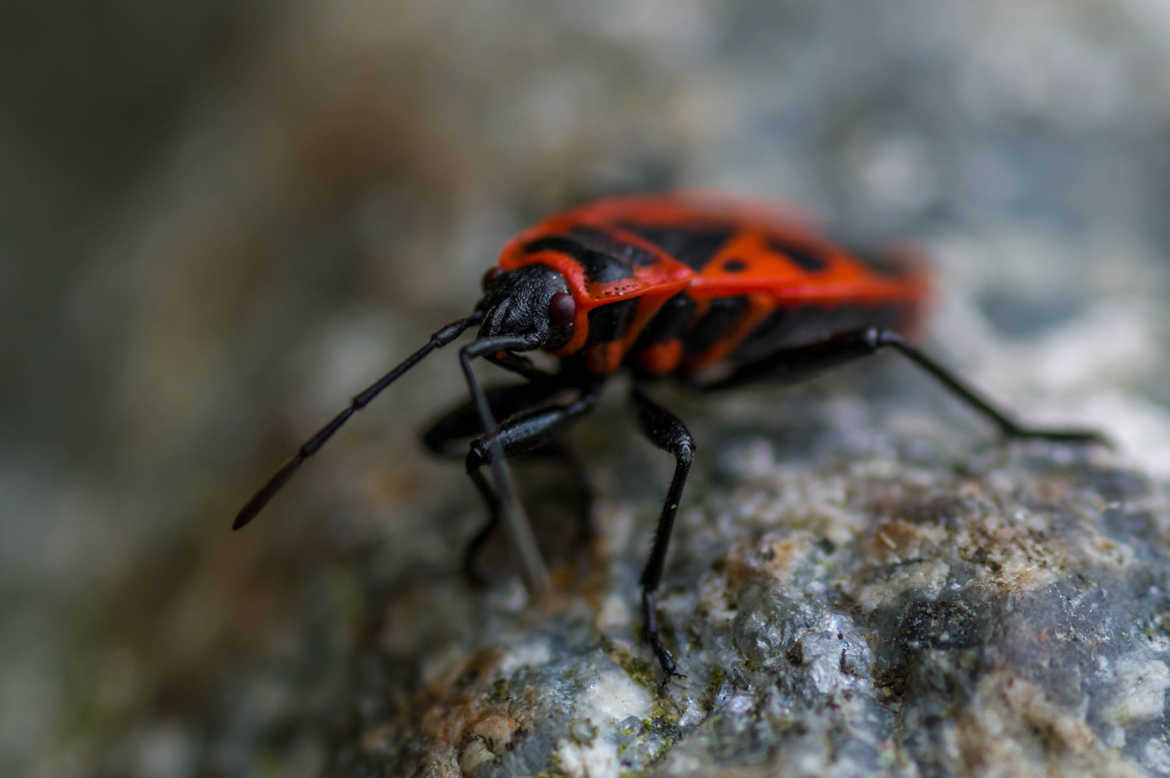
3;1;1168;774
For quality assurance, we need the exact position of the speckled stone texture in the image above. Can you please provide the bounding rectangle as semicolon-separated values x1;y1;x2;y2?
335;403;1169;777
5;0;1170;776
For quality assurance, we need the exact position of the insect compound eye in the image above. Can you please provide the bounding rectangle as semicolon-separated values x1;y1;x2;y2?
548;292;576;328
481;267;504;290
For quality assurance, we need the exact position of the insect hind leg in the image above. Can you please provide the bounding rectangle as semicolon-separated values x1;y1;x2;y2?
875;331;1109;445
701;327;1109;446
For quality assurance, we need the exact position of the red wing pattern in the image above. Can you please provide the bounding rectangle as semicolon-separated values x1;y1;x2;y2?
497;194;929;375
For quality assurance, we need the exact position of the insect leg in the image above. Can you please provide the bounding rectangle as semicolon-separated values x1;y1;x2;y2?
460;334;550;597
631;385;694;677
874;331;1109;443
460;438;600;574
461;387;603;584
420;379;565;458
702;327;1109;445
460;442;594;585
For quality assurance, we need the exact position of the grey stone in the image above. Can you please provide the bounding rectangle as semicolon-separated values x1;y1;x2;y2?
337;428;1170;776
7;0;1170;775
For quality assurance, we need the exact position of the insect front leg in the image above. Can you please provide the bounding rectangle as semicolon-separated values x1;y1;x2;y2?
460;439;596;584
420;379;564;457
458;388;603;584
631;385;694;678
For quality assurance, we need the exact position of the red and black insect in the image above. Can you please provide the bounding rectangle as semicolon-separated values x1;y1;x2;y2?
233;193;1107;676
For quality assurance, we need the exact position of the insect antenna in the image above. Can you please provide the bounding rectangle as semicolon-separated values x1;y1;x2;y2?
460;334;551;599
232;314;482;531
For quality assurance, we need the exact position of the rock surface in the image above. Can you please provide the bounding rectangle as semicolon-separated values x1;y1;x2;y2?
335;399;1168;776
4;0;1170;776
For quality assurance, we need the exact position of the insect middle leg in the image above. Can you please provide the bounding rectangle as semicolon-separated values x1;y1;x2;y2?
701;327;1109;445
631;385;694;677
423;383;603;583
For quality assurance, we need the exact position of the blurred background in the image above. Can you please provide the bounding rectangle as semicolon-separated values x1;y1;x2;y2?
3;0;1169;775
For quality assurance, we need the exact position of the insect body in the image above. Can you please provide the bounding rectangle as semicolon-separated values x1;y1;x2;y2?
233;193;1107;676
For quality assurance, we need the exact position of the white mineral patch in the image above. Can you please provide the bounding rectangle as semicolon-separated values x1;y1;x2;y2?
494;639;551;677
1104;656;1170;726
580;671;652;723
556;737;620;778
854;558;950;612
595;592;631;630
554;672;653;778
